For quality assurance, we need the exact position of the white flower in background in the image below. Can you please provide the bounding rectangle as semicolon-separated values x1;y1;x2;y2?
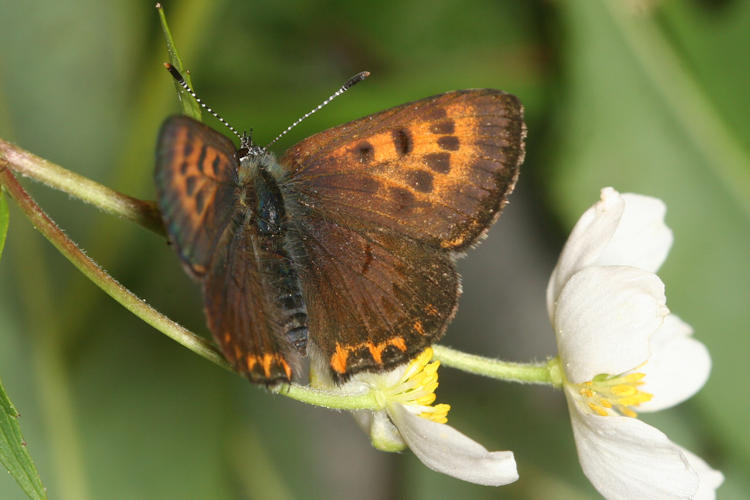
312;348;518;486
547;187;723;499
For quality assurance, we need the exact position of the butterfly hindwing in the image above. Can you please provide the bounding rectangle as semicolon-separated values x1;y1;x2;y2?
203;220;296;383
285;202;459;378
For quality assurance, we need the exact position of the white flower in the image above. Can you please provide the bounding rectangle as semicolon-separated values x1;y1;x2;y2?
313;348;518;486
547;187;723;499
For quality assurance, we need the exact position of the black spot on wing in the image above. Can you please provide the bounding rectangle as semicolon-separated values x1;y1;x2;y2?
389;186;415;214
437;136;460;151
429;120;455;135
392;128;413;156
355;141;374;163
423;153;451;174
185;176;197;196
407;169;434;193
195;188;206;213
196;144;207;173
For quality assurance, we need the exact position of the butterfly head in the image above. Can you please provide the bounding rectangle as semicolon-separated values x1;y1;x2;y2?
237;129;267;161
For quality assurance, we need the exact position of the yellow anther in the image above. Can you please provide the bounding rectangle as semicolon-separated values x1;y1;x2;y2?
575;371;652;418
385;347;451;424
420;403;451;423
612;384;637;396
416;393;437;406
625;372;646;383
589;403;609;416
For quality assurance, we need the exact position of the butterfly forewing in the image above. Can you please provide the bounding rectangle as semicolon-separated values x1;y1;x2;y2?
155;116;239;278
280;89;525;253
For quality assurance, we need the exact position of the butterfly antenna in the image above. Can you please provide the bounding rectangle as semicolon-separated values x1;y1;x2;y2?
164;63;246;145
265;71;371;149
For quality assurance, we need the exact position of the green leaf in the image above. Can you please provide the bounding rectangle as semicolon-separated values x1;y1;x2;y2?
0;377;46;499
157;3;202;120
0;188;8;260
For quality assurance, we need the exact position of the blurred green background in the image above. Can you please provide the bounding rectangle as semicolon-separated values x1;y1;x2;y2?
1;0;748;498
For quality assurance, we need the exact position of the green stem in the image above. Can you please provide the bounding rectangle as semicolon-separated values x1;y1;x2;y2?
433;345;562;387
272;384;379;410
0;139;164;235
0;164;223;369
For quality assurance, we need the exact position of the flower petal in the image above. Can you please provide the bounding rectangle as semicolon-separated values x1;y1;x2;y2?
388;403;518;486
567;392;700;499
555;266;667;383
546;188;673;319
596;193;673;273
679;446;724;500
547;187;625;317
639;315;711;412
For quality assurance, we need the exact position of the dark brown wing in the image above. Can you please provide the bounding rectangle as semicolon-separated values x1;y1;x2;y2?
287;205;459;379
279;89;525;253
203;221;295;383
155;115;239;278
277;90;524;378
156;116;294;383
278;90;524;378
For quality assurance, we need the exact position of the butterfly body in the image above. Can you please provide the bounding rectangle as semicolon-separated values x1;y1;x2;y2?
240;157;309;354
155;88;526;384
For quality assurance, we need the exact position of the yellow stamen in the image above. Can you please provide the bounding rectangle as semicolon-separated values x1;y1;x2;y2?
382;347;451;423
575;371;653;418
416;393;436;406
420;403;451;424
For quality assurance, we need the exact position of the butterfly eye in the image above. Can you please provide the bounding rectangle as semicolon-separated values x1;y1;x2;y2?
236;147;249;161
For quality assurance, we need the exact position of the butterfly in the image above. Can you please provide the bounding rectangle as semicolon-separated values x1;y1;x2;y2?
155;70;526;384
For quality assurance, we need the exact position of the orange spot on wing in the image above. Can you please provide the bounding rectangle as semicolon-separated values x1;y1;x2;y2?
413;320;425;335
280;358;292;380
330;336;410;374
244;353;293;381
246;354;258;371
424;304;439;316
330;343;349;374
262;353;274;378
391;336;407;351
367;342;385;364
441;232;469;249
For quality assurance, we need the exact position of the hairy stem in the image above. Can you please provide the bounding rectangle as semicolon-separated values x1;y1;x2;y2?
433;345;561;387
0;139;164;235
0;164;221;367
